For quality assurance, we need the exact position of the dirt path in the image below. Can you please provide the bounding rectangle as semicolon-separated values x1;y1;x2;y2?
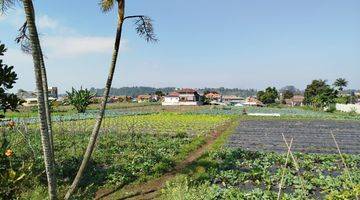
95;121;234;200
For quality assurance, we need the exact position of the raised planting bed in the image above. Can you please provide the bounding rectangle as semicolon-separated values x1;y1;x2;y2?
227;119;360;154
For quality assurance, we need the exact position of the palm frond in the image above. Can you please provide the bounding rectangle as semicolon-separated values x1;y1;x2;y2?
0;0;16;14
134;16;158;42
15;21;32;54
99;0;115;12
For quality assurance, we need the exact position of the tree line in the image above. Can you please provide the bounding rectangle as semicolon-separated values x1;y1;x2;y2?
90;86;258;97
257;78;358;109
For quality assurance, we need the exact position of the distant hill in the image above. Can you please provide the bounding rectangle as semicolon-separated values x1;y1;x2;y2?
89;87;257;97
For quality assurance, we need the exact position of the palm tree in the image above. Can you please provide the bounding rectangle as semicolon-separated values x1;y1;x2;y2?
1;0;57;199
40;50;55;158
334;78;348;91
22;1;57;199
65;0;156;198
16;22;55;158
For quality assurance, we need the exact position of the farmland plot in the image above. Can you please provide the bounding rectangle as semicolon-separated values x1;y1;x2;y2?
162;148;360;199
2;113;232;199
189;106;360;120
227;120;360;154
161;120;360;199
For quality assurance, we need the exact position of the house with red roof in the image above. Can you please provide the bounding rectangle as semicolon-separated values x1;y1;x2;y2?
162;88;203;106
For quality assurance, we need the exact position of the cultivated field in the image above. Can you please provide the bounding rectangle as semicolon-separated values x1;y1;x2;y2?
227;120;360;154
190;106;360;120
2;105;360;199
2;113;233;199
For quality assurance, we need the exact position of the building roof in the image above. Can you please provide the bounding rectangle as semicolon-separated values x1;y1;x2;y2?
166;92;180;97
205;92;221;99
222;95;244;100
175;88;197;94
137;94;152;99
245;96;264;106
292;95;304;103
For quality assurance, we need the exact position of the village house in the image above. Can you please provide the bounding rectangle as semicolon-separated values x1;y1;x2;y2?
111;96;132;103
19;87;59;107
285;95;305;107
137;94;158;103
162;92;180;105
204;92;222;102
162;89;203;106
23;97;57;107
243;96;264;107
221;95;245;104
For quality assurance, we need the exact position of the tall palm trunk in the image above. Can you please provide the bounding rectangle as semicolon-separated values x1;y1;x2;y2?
40;54;55;158
65;1;125;199
22;0;57;199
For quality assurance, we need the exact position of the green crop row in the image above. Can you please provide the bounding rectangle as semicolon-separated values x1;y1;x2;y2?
1;113;232;199
161;148;360;199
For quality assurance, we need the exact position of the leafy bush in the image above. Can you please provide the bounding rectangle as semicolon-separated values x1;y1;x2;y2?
326;104;336;113
0;129;33;199
257;87;279;104
304;79;337;108
161;175;222;200
65;87;95;113
335;96;350;104
0;42;23;118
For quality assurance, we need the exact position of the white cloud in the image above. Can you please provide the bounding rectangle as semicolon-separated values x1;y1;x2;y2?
42;36;120;58
33;15;126;58
8;10;25;28
38;15;59;30
0;15;6;21
2;12;123;58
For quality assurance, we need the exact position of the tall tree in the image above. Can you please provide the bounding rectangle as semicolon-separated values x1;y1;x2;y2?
65;0;157;198
280;85;299;94
1;0;57;199
333;78;348;91
282;90;294;100
22;1;57;199
304;79;337;108
257;87;279;104
16;16;55;158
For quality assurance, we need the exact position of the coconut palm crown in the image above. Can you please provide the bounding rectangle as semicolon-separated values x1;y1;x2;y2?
333;78;348;91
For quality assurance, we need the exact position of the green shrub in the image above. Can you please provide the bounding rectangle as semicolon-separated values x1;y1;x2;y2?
326;104;336;113
65;87;95;113
160;175;221;200
0;131;34;199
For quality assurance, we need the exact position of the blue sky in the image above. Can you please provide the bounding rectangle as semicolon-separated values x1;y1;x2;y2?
0;0;359;93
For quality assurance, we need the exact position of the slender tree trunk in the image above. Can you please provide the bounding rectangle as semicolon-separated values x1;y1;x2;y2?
40;54;55;159
22;0;57;199
64;1;125;199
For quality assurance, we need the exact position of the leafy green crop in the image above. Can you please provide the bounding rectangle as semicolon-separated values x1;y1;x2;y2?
2;113;231;198
162;148;360;199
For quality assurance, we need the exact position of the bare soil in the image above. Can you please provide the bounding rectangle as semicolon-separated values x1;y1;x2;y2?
227;119;360;154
